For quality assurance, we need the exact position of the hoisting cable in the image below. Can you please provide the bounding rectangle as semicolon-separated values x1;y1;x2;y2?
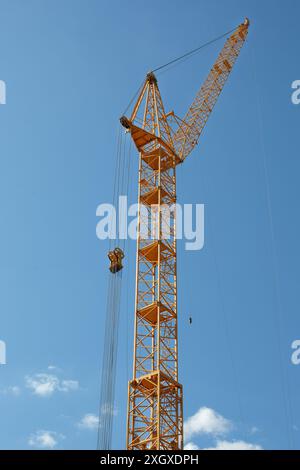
97;126;132;450
97;271;122;449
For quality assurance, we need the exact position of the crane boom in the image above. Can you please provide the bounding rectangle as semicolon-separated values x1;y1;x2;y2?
173;18;249;161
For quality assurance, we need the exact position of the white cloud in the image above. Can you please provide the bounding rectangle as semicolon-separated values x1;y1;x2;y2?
60;380;79;392
25;374;58;397
0;385;21;396
184;407;262;451
25;373;79;397
78;413;99;430
184;442;199;450
184;407;232;440
8;386;21;396
28;431;64;449
185;439;262;451
77;407;117;431
203;439;262;450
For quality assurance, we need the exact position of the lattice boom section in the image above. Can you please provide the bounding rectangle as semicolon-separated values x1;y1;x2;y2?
127;74;183;450
127;372;183;450
135;145;177;381
127;141;183;449
173;21;249;161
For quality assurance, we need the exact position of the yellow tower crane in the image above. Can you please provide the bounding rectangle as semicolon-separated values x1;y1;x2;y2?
120;18;250;450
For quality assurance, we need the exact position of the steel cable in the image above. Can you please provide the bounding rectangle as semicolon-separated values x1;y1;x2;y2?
97;130;132;450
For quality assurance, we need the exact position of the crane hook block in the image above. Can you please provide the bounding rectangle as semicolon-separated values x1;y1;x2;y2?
108;247;125;274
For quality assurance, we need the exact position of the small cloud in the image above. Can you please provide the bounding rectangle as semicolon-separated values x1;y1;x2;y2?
8;386;21;396
77;408;118;432
203;439;263;450
47;365;63;373
78;414;99;430
25;373;79;397
184;407;232;440
184;406;262;450
60;380;79;392
28;430;64;449
25;374;58;397
184;442;199;450
0;385;21;396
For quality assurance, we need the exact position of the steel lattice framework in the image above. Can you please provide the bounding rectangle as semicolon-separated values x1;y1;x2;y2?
120;19;249;450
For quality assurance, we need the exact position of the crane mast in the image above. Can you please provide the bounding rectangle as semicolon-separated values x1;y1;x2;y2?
120;18;249;450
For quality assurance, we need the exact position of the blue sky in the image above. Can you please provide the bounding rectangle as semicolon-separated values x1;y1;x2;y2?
0;0;299;450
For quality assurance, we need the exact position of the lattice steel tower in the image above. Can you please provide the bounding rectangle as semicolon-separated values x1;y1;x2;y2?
120;19;249;450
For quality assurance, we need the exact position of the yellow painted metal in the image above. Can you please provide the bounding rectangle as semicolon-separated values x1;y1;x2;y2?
123;18;249;450
172;18;249;161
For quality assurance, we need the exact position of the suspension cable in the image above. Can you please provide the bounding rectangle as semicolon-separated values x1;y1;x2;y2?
122;26;237;117
152;26;236;73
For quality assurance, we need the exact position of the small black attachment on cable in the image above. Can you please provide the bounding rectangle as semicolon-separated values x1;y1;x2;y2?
120;115;130;129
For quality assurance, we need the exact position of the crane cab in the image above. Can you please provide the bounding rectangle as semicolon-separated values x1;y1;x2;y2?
108;247;124;274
